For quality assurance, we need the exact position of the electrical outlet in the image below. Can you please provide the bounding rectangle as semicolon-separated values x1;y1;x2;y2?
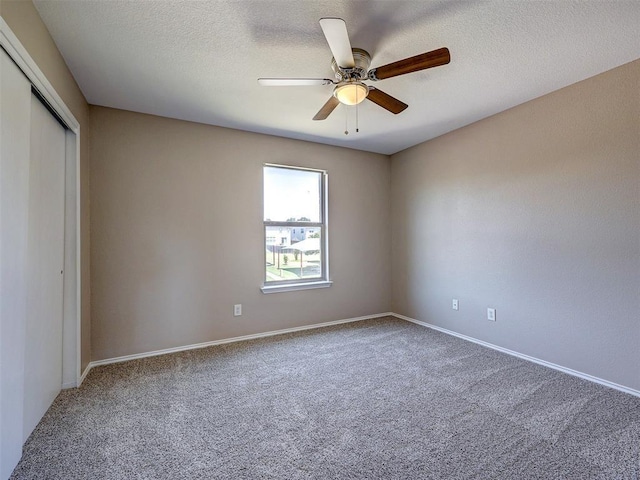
452;299;459;311
487;308;496;321
234;304;242;317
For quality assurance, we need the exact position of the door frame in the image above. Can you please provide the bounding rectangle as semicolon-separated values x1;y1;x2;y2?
1;17;81;387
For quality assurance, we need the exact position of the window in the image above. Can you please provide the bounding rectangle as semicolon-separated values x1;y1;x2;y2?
262;164;331;293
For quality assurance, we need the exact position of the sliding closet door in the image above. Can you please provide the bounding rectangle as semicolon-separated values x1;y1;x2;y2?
0;48;32;480
22;94;66;442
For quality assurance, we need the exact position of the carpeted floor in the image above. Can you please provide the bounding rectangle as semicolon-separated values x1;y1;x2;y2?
10;317;640;479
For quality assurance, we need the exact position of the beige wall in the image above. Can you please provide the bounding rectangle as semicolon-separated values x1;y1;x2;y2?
391;59;640;391
1;0;91;372
89;107;391;360
5;0;637;392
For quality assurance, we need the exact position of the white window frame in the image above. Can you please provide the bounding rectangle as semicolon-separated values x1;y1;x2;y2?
261;164;332;294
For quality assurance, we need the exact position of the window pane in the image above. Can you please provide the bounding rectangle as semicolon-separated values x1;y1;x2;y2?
265;227;322;283
264;166;321;222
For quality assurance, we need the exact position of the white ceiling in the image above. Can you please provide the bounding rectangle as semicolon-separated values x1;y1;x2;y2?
33;0;640;155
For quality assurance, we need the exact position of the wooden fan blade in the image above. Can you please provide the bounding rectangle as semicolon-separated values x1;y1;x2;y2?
370;47;450;80
313;96;340;121
366;88;408;114
319;18;355;68
258;78;335;86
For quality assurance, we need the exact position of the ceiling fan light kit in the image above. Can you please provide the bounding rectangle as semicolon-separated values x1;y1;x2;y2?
333;82;369;105
258;17;450;125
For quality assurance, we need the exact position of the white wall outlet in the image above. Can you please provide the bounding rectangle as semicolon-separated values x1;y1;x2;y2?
452;299;459;311
234;304;242;317
487;307;496;321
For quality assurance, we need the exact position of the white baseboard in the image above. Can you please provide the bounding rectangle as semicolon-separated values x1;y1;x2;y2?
79;312;393;384
79;364;91;385
77;311;639;398
394;313;640;398
62;364;91;389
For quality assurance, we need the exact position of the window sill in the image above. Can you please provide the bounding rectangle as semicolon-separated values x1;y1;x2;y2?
261;280;333;294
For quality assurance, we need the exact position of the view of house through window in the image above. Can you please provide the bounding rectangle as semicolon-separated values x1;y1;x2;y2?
264;165;327;285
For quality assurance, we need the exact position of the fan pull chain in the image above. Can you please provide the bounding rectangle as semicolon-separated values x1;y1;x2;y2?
356;93;359;133
344;104;348;135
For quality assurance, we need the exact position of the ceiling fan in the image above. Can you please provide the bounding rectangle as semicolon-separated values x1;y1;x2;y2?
258;18;450;121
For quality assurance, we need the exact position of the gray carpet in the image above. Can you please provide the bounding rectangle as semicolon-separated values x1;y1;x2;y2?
10;317;640;479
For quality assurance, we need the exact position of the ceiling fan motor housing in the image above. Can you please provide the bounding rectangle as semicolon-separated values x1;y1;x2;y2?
331;48;371;81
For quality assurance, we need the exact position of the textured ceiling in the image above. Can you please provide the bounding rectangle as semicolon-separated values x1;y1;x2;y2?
33;0;640;155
